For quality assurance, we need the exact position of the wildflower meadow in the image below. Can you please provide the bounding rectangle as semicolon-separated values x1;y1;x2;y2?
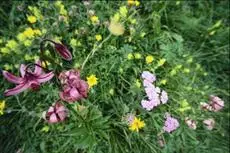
0;1;229;153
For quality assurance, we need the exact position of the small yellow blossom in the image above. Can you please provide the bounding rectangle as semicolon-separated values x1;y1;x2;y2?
59;6;67;16
129;18;136;24
6;40;18;50
90;15;99;24
127;0;135;5
160;79;167;85
108;20;125;36
87;74;98;88
203;72;208;76
129;117;145;132
178;99;191;112
140;32;146;37
0;100;6;115
23;39;33;47
135;79;141;88
127;53;134;60
145;55;154;64
27;15;37;23
33;29;42;36
42;61;51;68
135;0;140;6
23;27;35;39
134;53;142;59
183;68;190;73
157;58;166;66
3;64;13;70
17;33;26;42
119;6;128;18
95;34;102;41
28;6;43;20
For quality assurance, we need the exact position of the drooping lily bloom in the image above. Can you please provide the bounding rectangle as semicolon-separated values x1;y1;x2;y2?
209;95;224;112
2;60;54;96
54;42;72;61
59;69;88;103
45;102;68;123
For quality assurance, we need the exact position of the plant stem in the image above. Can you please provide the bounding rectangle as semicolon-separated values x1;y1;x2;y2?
81;34;112;70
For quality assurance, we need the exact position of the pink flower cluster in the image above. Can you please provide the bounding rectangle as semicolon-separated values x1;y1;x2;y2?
141;71;168;111
163;113;179;133
200;95;224;112
58;69;88;103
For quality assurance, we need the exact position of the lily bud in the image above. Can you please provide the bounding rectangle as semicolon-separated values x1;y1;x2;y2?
54;43;72;61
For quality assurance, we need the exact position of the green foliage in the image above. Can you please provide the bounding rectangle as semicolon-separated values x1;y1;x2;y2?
0;1;229;153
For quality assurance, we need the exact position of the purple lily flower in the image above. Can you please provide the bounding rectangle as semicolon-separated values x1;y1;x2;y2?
2;60;54;96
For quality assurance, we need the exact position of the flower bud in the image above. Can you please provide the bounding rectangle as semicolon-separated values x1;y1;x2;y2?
54;43;72;61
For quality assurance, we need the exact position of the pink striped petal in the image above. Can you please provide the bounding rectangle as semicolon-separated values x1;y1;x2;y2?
20;64;26;77
49;113;58;123
34;60;42;75
37;72;54;83
2;71;23;84
4;83;30;96
57;111;67;121
70;87;80;98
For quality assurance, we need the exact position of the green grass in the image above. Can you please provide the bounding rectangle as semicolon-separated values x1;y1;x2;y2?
0;1;229;153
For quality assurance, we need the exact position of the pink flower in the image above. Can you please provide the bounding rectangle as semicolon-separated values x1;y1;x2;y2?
200;102;213;111
185;117;197;130
59;69;88;103
163;113;179;133
141;71;156;83
125;113;135;124
141;100;155;111
2;60;54;96
160;90;168;104
45;102;68;123
203;118;215;130
209;95;224;112
54;42;72;61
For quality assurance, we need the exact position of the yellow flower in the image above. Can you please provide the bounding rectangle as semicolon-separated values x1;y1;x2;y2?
41;126;49;132
129;117;145;132
23;39;32;47
140;32;146;37
6;40;18;50
170;69;177;76
127;0;135;5
17;33;26;42
87;74;98;88
119;6;128;18
157;58;166;66
28;6;43;20
109;89;114;95
27;15;37;23
178;99;191;112
95;34;102;41
145;55;154;64
60;6;67;16
108;20;125;36
0;100;6;115
33;29;42;36
134;53;142;59
90;15;99;24
23;27;35;39
160;79;167;85
135;0;140;6
127;53;134;60
42;61;51;68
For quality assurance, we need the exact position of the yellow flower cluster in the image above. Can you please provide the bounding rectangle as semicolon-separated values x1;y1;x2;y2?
28;6;43;20
87;74;98;88
55;1;68;16
90;15;99;24
0;100;6;116
170;64;182;76
27;15;37;24
0;39;19;54
129;117;145;132
127;0;140;6
70;38;81;47
145;55;154;64
17;28;42;47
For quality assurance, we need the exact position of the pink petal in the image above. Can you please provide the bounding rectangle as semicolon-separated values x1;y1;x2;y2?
20;64;26;77
37;72;54;83
34;60;42;75
49;113;58;123
2;71;23;84
70;87;80;98
57;111;67;121
4;83;30;96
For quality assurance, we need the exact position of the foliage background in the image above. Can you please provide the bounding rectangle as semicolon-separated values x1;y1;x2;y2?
0;1;229;153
